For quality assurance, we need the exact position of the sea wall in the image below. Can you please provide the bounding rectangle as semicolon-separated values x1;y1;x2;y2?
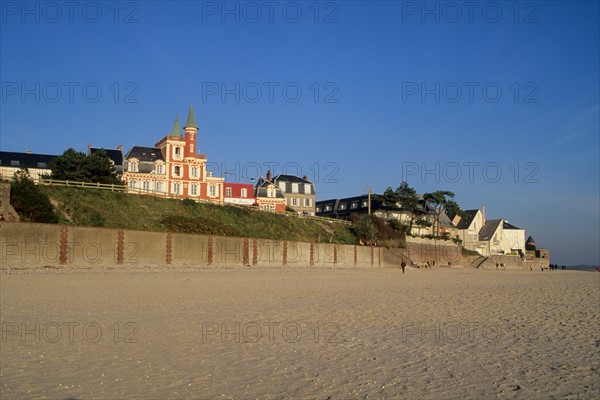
477;254;550;270
401;236;477;267
0;221;393;270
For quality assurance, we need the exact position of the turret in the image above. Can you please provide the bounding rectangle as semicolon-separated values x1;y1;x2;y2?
184;104;198;157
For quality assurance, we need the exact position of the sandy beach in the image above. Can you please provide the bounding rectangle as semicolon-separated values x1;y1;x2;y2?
1;267;598;399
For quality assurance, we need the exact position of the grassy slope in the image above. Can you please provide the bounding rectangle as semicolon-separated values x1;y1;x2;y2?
41;186;357;244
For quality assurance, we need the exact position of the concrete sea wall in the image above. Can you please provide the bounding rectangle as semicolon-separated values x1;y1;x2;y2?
0;222;392;270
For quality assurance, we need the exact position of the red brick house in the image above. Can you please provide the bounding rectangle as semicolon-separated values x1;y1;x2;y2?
122;105;224;203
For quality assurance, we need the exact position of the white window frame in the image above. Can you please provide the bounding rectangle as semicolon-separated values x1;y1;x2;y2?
241;188;247;198
225;187;232;197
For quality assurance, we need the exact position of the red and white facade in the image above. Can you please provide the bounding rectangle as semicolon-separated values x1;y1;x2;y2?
223;182;256;206
122;105;225;203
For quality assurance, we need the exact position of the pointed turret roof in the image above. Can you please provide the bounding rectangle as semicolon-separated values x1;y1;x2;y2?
171;114;182;137
184;104;198;129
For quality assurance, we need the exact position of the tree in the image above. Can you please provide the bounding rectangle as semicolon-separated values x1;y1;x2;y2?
49;148;89;181
10;169;58;223
423;190;462;236
382;187;399;207
49;148;122;184
395;181;420;233
86;149;122;185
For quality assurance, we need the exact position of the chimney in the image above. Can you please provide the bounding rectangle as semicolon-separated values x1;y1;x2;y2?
87;143;92;155
25;150;32;154
302;175;308;181
117;145;123;151
481;205;486;222
266;169;272;181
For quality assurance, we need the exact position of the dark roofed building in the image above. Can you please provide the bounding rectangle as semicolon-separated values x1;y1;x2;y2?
272;174;316;215
254;171;286;212
478;219;503;242
0;151;56;181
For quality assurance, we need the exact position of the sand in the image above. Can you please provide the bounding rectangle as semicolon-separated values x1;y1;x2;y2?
1;267;598;399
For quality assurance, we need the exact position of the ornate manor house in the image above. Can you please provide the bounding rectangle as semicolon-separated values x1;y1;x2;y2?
122;105;225;203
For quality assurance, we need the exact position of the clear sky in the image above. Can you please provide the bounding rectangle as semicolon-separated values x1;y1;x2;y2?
1;1;598;265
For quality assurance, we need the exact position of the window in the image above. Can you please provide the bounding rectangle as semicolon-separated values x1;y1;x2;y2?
325;205;333;211
261;204;275;212
291;183;299;193
339;203;347;210
304;198;312;207
191;167;198;178
291;198;299;207
10;160;19;167
174;165;181;177
173;182;181;194
190;144;194;153
225;187;232;197
128;161;138;172
304;183;312;194
128;180;137;189
351;201;358;209
156;164;164;174
190;184;198;196
316;206;322;213
209;185;217;197
174;147;181;159
241;188;247;198
142;181;150;191
156;182;163;192
37;162;47;168
361;200;368;207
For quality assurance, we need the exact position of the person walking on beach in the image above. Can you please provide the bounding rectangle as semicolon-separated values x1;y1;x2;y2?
401;261;406;275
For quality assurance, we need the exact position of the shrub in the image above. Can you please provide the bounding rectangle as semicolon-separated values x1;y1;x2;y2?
10;169;58;223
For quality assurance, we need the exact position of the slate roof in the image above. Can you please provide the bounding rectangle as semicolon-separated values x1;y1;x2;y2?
0;151;56;169
254;177;285;199
503;221;522;230
316;194;431;218
124;146;164;163
89;148;123;166
453;209;479;230
273;174;315;195
478;219;502;241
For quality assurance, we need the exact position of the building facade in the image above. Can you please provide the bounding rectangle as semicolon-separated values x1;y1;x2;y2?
223;182;256;206
273;174;316;215
122;105;225;203
254;171;286;212
0;151;55;181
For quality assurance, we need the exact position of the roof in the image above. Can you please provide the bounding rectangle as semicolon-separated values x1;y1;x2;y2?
478;219;502;241
124;146;164;162
184;104;198;129
503;221;522;230
0;151;56;169
254;177;285;198
454;209;479;230
171;114;182;137
89;148;123;166
273;174;315;194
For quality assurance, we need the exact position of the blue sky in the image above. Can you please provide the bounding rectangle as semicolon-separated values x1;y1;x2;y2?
1;1;598;265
